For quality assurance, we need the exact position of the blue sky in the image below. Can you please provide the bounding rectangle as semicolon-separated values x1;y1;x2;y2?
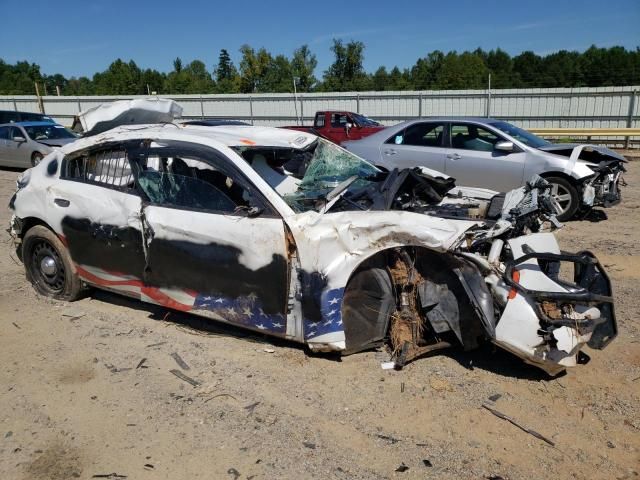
1;0;638;77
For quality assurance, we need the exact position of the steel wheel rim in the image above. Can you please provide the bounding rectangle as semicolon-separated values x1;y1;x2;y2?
30;240;65;293
550;182;572;215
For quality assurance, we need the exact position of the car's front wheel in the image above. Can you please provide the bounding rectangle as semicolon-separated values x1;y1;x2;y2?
23;225;82;301
545;176;580;221
342;265;396;354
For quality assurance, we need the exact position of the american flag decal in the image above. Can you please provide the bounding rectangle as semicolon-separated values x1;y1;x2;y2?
304;287;345;340
75;265;287;335
192;293;286;334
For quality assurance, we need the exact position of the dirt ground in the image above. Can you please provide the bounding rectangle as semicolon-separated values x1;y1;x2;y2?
0;163;638;480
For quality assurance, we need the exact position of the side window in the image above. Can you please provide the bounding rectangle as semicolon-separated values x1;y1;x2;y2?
9;127;24;141
450;124;501;152
65;149;136;191
134;150;264;215
314;114;325;128
21;113;46;122
386;123;444;147
0;127;8;140
330;113;348;128
385;128;404;144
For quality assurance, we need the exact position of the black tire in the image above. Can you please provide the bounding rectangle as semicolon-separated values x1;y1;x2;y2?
544;176;580;222
342;266;396;354
22;225;82;301
31;152;43;167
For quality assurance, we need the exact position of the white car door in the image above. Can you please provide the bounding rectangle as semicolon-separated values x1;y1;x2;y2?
134;143;292;338
445;122;526;192
55;145;146;284
380;122;447;172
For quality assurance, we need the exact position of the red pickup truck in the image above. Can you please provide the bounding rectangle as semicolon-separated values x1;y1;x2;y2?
283;111;386;145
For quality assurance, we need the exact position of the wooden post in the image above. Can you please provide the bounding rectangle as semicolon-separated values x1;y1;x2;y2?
625;90;637;149
34;82;45;113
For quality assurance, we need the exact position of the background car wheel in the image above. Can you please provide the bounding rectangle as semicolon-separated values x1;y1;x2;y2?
31;152;43;166
545;176;580;221
22;225;82;301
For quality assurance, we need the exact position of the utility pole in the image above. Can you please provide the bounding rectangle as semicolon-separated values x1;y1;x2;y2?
56;85;61;96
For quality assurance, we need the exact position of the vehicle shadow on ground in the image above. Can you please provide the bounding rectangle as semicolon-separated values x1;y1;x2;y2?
88;289;305;350
87;291;567;378
576;208;608;222
441;344;564;381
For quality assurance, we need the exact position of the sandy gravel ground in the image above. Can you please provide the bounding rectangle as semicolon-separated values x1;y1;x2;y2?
0;163;638;480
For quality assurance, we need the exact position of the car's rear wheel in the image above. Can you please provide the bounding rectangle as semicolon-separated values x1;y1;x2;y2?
23;225;82;301
545;176;580;221
31;152;43;167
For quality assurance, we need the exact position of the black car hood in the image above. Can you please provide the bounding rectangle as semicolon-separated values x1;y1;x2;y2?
537;143;627;163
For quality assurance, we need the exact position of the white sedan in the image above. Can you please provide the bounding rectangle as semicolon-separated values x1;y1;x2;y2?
9;100;617;375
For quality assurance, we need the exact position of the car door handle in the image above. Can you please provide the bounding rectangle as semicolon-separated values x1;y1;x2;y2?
383;149;397;155
53;198;70;207
447;153;461;160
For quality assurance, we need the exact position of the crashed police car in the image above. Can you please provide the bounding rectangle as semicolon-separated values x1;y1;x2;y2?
9;99;616;375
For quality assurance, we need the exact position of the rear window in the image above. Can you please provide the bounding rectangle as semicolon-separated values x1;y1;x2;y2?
20;112;54;122
65;149;135;191
0;111;19;123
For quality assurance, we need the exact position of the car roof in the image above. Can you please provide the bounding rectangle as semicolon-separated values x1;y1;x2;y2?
60;123;318;155
179;124;317;149
0;121;61;127
181;119;251;126
397;116;502;124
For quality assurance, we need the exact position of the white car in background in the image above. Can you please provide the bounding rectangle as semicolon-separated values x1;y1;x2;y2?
8;100;617;375
344;118;626;221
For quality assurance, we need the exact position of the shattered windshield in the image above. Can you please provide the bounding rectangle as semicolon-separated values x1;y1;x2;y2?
284;138;381;212
299;139;380;189
490;121;550;148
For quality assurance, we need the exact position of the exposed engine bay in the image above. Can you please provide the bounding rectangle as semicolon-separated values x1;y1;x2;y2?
538;143;627;209
234;138;616;374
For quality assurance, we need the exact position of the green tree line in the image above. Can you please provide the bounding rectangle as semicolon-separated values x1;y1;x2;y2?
1;43;639;96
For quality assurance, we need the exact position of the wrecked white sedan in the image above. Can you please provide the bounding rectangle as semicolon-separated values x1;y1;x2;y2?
9;102;617;375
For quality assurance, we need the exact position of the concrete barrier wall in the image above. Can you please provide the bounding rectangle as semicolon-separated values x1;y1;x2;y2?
1;86;638;129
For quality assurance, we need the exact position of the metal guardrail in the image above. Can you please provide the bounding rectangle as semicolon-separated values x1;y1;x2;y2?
529;128;640;136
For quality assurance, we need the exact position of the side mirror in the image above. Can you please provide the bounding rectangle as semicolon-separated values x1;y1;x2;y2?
494;141;514;152
13;136;26;143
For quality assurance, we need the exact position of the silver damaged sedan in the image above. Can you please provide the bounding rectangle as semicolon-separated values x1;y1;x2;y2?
0;121;78;168
344;118;626;221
